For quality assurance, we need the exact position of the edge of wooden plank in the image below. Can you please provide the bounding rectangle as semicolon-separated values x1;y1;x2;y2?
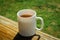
0;15;17;25
37;31;60;40
0;15;60;40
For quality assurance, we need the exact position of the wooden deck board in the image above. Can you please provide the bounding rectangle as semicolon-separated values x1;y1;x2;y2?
0;16;60;40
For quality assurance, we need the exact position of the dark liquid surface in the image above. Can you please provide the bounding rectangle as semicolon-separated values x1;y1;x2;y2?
20;14;32;18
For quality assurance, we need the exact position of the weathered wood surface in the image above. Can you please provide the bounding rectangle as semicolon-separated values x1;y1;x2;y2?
0;16;60;40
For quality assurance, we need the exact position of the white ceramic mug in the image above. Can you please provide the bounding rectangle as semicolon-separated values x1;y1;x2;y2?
17;9;44;37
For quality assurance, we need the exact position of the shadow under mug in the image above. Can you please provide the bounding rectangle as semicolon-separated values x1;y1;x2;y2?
17;9;44;37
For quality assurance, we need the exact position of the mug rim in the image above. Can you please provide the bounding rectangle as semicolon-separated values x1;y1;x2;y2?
17;9;36;18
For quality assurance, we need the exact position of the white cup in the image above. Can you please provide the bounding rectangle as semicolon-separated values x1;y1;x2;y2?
17;9;44;37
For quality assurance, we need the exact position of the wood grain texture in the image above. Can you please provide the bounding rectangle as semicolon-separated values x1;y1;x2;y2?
0;15;60;40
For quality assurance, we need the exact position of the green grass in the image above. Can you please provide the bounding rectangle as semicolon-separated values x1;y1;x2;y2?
0;0;60;38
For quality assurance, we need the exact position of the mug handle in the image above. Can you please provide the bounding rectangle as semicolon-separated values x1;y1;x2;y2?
36;17;44;30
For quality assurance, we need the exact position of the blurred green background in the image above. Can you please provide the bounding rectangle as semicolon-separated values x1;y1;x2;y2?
0;0;60;38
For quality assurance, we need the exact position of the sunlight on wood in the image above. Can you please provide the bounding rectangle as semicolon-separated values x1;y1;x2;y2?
0;16;60;40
